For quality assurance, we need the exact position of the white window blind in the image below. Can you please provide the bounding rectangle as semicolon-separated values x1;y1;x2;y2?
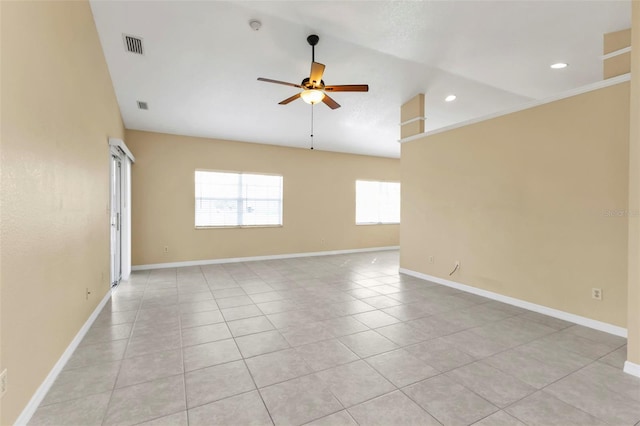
195;171;283;227
356;180;400;224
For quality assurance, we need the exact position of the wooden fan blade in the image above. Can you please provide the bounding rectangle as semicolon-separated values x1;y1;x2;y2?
322;94;341;109
325;84;369;92
309;62;325;87
258;77;302;88
279;93;301;105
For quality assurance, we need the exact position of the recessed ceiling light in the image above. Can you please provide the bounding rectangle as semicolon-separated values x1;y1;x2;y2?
445;95;457;102
550;63;568;69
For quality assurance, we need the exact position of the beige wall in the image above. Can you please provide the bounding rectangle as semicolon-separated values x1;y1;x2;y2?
126;131;400;266
604;28;632;54
0;1;124;423
627;1;640;366
401;82;630;327
603;28;631;80
401;94;425;138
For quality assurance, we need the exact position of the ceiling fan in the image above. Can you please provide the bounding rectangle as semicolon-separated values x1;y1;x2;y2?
257;35;369;110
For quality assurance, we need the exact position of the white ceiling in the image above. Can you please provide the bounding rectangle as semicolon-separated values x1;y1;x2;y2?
90;1;630;158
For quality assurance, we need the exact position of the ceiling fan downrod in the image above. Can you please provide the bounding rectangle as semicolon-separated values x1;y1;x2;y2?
307;34;319;63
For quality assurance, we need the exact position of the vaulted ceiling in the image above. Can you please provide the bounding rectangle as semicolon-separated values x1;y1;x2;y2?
90;1;631;158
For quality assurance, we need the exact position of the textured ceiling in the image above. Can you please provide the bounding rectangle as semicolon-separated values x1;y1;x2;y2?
90;1;631;158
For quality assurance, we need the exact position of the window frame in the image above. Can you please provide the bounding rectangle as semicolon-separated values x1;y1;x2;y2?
355;179;401;225
194;169;284;229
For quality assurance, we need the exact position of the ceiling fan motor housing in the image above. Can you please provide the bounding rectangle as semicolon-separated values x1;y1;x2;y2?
301;77;325;90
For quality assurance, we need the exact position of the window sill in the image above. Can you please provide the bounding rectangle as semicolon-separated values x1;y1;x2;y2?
356;222;400;226
195;225;283;230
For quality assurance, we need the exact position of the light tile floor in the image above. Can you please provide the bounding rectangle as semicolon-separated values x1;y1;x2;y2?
29;251;640;426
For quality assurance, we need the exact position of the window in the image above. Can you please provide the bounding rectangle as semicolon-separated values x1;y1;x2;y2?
356;180;400;224
195;170;283;227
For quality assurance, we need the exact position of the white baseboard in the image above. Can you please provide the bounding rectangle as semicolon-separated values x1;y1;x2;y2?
623;361;640;378
132;246;400;271
399;268;628;338
14;288;113;426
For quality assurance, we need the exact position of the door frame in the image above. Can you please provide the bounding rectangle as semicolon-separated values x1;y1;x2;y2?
109;138;135;285
110;150;122;286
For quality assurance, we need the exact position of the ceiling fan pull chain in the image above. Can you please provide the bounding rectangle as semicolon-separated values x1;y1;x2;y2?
310;104;314;150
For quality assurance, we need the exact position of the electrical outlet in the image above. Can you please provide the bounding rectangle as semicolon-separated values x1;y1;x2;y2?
1;368;7;398
428;256;434;264
592;288;603;300
164;246;169;253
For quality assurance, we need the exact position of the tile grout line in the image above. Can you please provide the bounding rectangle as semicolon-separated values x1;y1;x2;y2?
236;270;348;425
128;268;187;426
423;321;629;424
177;266;189;424
204;264;278;426
525;344;633;424
100;270;151;426
397;375;489;426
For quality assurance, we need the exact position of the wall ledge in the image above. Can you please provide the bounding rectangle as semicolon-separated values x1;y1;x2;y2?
399;116;427;126
14;288;114;426
399;267;627;338
132;246;400;271
602;46;632;60
623;361;640;378
398;73;631;143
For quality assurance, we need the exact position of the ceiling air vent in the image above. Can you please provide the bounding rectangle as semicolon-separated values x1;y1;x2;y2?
137;101;148;110
123;34;144;55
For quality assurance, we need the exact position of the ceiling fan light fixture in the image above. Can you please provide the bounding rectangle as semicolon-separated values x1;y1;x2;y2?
301;89;325;105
